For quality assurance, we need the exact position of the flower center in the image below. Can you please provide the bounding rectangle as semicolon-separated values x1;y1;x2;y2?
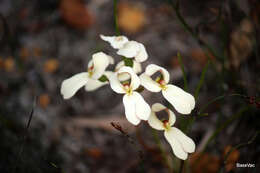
88;65;94;77
163;120;171;131
116;36;124;41
157;79;167;90
123;83;133;95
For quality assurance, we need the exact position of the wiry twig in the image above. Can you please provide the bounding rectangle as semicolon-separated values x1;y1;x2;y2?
218;131;259;173
12;96;37;173
110;122;145;172
151;129;172;172
167;0;222;62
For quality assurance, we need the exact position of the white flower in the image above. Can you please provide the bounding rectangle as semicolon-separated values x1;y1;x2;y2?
148;103;195;160
117;41;148;63
100;35;148;63
108;66;151;125
100;35;129;49
115;60;142;81
140;64;195;114
61;52;114;99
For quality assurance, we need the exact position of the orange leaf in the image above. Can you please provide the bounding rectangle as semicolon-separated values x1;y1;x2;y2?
44;59;59;73
60;0;94;30
223;145;240;172
84;148;103;160
38;94;51;108
118;2;146;33
4;57;15;72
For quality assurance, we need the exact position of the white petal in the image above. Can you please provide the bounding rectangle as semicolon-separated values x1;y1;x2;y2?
132;92;151;120
115;61;124;72
164;130;188;160
118;66;140;90
123;94;141;125
108;72;125;94
151;103;166;112
115;60;142;74
100;35;129;49
85;78;108;91
116;61;142;81
162;85;195;114
88;59;93;69
171;127;196;153
140;73;161;92
118;72;132;82
117;41;140;58
61;72;89;99
92;52;111;79
145;64;170;84
135;43;148;62
147;110;164;130
108;55;115;64
133;61;142;74
152;103;176;126
104;71;114;78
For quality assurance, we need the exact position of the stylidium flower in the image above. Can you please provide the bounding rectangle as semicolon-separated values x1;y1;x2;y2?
140;64;195;114
117;41;148;63
148;103;195;160
100;35;129;49
61;52;114;99
100;34;148;63
108;66;151;125
115;60;142;81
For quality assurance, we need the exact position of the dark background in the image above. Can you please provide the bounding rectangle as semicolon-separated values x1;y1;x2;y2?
0;0;259;172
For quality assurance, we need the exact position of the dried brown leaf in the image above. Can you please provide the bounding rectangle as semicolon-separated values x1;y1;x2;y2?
118;2;146;33
60;0;94;30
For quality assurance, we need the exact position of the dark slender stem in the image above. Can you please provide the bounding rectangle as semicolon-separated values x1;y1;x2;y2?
12;96;37;173
167;0;221;62
218;131;259;173
179;160;184;173
177;52;188;91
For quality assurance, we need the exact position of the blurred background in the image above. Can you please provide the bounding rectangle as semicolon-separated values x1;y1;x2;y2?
0;0;259;172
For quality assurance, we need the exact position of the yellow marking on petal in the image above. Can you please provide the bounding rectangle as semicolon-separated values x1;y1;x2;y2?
87;65;94;77
158;79;167;90
116;36;124;41
163;120;171;131
123;83;133;96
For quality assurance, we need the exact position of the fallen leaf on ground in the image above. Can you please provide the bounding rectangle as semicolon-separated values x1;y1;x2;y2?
118;2;146;33
4;57;15;72
33;47;42;57
223;145;240;172
84;148;103;160
229;19;254;69
44;59;59;73
60;0;94;30
38;94;51;108
190;152;220;173
19;47;30;60
190;48;215;66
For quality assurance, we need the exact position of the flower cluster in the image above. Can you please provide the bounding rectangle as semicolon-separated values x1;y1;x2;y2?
61;35;196;160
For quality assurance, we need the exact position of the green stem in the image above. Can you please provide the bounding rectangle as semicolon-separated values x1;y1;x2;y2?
113;0;120;36
198;94;247;116
202;106;249;152
177;52;188;91
167;0;221;62
151;129;171;171
194;60;210;100
194;107;249;166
